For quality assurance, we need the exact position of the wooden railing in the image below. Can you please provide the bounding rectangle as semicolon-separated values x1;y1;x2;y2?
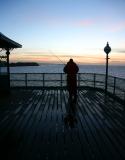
10;73;125;102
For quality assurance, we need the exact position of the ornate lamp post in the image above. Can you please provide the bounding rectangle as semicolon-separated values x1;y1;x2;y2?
104;42;111;93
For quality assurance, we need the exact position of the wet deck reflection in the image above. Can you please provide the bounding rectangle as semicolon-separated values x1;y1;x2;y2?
0;89;125;160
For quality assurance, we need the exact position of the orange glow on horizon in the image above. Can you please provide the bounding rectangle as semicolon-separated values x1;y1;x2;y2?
10;52;125;65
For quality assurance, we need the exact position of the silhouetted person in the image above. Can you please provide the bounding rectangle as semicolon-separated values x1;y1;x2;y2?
63;59;79;102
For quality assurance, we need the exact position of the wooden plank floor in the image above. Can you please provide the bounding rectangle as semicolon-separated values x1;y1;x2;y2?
0;89;125;160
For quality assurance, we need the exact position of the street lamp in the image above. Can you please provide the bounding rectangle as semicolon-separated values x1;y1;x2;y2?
104;42;111;93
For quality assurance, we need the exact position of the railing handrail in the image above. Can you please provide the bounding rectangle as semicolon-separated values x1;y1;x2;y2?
10;72;125;80
10;73;125;102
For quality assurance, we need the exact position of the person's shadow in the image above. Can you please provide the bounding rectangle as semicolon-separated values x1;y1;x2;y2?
64;98;77;128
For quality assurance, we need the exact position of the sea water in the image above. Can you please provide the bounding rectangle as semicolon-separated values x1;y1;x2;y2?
1;64;125;78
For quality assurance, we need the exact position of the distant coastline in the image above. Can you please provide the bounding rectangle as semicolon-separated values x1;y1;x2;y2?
0;61;39;67
10;62;39;67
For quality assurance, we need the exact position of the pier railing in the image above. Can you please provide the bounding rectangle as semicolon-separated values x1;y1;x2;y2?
10;73;125;102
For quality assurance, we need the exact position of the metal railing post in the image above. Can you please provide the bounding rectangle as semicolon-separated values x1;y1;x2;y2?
60;73;62;88
94;74;96;88
113;77;116;95
43;73;45;88
124;92;125;105
105;54;109;93
78;73;80;87
25;73;27;88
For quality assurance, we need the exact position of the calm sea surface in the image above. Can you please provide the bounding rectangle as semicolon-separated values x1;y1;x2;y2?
1;64;125;79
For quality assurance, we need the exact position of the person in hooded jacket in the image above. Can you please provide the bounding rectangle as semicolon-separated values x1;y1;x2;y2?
63;59;79;102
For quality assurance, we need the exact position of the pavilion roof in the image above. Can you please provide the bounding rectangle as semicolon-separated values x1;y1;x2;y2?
0;32;22;49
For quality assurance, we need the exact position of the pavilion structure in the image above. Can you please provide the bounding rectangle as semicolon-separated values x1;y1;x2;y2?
0;33;22;93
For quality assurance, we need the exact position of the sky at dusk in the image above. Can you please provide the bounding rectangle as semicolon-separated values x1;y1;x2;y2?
1;0;125;64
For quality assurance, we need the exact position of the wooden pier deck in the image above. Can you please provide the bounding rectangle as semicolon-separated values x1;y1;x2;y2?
0;89;125;160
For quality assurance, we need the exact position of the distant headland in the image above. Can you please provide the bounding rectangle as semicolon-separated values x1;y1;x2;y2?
0;61;39;66
10;62;39;66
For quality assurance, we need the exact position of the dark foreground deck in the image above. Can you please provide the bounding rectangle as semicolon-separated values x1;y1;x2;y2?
0;89;125;160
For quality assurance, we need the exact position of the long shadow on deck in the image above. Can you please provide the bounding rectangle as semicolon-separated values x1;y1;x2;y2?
0;89;125;160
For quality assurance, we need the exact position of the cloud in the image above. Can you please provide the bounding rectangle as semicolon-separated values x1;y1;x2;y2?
23;12;95;28
113;48;125;53
94;16;125;33
107;21;125;32
75;19;94;27
43;18;95;28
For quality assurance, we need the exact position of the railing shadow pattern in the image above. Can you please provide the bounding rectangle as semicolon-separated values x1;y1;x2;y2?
10;73;125;102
